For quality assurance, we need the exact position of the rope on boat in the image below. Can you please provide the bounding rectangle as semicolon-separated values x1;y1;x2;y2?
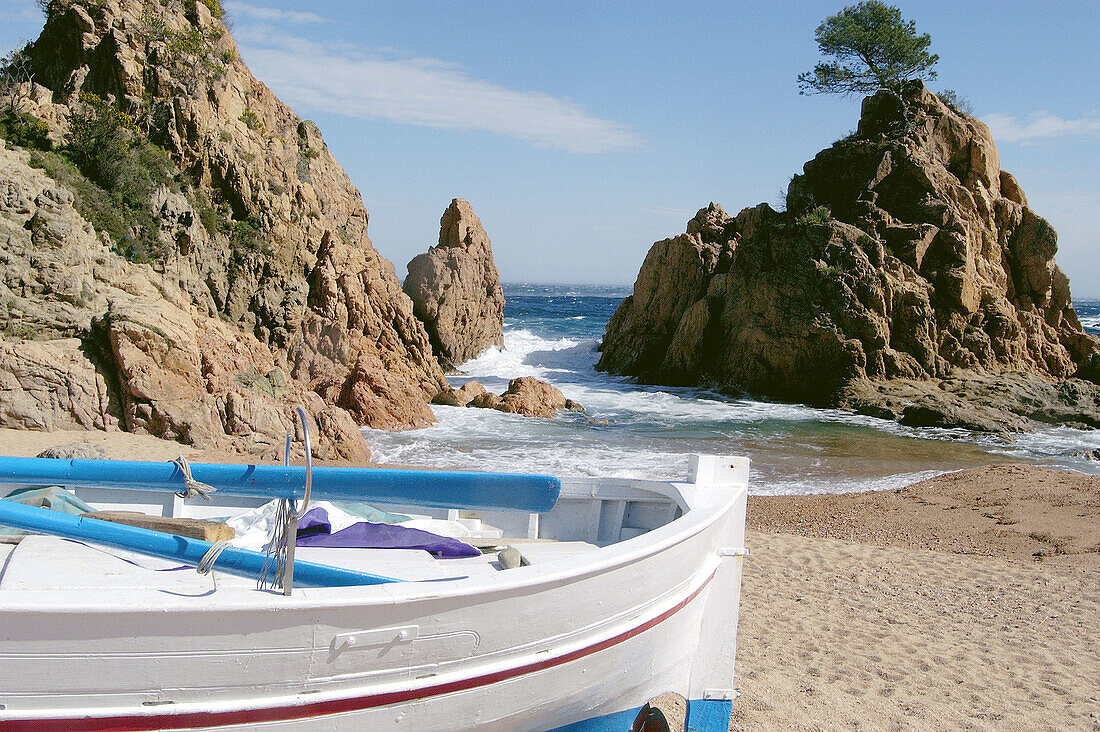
258;497;294;591
259;407;314;595
171;455;218;501
197;539;231;590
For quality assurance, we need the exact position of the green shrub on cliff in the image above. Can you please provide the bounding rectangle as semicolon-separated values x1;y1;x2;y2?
29;146;177;264
937;89;973;116
193;0;224;20
58;93;179;262
65;92;141;190
165;22;227;84
27;150;138;253
230;213;268;253
0;112;51;150
138;10;170;43
796;205;833;227
240;108;262;131
798;1;938;96
1;44;34;116
67;93;173;210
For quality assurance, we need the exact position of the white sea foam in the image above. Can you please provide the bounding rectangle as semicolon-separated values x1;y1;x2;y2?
454;329;975;439
364;312;1100;495
753;469;946;496
364;408;956;493
983;425;1100;475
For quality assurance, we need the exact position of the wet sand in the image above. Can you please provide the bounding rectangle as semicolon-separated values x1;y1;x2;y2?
748;464;1100;566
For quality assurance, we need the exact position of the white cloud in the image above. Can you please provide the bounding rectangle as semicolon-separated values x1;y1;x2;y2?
984;112;1100;144
233;28;644;154
223;2;327;25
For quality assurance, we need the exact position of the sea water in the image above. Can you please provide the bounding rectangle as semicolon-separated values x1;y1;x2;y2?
365;285;1100;495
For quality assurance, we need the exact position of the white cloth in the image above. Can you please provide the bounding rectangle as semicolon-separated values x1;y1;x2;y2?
225;501;473;550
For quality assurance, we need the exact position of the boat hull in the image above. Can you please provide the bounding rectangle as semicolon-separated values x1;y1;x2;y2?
0;460;748;731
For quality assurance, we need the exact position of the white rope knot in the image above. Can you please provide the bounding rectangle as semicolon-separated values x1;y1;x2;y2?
171;455;217;501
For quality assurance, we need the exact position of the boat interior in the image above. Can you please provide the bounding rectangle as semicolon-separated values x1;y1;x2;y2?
0;474;687;592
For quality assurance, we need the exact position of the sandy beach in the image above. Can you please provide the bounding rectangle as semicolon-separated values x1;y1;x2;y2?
0;428;382;468
737;466;1100;730
2;429;1098;729
0;428;204;462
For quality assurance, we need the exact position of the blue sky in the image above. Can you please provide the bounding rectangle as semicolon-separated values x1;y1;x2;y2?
2;1;1098;294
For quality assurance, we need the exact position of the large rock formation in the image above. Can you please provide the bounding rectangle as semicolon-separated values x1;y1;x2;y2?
0;144;368;458
0;0;449;458
599;81;1100;431
404;199;505;369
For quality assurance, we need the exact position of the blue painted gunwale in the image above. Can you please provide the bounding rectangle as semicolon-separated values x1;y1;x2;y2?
0;456;561;513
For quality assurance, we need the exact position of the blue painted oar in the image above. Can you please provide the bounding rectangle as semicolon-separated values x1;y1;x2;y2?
0;499;396;587
0;457;561;513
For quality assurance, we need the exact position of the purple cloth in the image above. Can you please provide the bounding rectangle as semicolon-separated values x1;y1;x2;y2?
295;508;481;558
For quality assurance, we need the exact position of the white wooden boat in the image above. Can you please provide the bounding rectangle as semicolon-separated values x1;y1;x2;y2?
0;448;748;731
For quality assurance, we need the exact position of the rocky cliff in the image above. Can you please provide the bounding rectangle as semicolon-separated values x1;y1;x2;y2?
404;199;505;369
598;81;1100;431
0;0;448;458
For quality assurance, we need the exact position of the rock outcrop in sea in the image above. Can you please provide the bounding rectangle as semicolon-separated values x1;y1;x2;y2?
598;81;1100;431
467;377;584;418
433;377;583;418
0;0;449;458
431;380;488;407
404;199;505;370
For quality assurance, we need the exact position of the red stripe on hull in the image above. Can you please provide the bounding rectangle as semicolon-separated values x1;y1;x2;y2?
6;572;715;731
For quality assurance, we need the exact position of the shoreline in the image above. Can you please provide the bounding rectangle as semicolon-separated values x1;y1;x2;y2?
748;464;1100;567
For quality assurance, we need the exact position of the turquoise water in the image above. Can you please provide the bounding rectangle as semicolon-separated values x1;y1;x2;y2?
364;285;1100;495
